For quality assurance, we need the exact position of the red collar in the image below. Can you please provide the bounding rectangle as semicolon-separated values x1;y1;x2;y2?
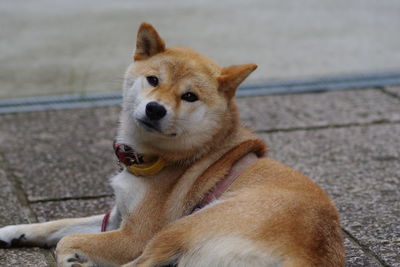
113;141;144;166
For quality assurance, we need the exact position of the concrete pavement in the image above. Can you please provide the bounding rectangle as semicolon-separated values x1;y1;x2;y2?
0;86;399;266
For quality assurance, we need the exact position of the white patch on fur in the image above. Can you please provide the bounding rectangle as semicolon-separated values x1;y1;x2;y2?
0;225;27;245
111;170;148;219
178;236;282;267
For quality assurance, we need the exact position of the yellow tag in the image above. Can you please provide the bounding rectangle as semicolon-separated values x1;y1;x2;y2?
127;157;167;176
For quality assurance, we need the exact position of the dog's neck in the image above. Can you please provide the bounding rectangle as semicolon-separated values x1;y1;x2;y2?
164;128;267;220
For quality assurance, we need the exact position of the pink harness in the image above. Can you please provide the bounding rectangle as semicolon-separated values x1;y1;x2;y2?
191;152;258;213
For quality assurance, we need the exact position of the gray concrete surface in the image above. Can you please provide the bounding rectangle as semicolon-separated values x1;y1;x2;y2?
386;87;400;98
0;108;119;201
1;0;400;99
0;248;49;267
0;158;56;266
238;88;400;131
0;87;399;266
31;198;114;224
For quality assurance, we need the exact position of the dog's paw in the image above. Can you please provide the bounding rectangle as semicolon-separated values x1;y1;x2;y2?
0;225;29;247
58;251;96;267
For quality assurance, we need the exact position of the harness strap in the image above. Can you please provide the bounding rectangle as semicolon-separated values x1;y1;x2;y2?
101;210;112;232
191;152;258;214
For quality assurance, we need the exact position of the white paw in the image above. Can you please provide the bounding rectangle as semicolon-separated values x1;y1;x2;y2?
57;251;96;267
0;225;29;247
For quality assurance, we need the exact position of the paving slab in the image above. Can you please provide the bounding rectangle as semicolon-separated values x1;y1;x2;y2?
0;168;30;226
238;88;400;131
259;123;400;266
0;107;120;201
31;197;114;223
0;247;50;267
0;159;53;266
344;237;380;267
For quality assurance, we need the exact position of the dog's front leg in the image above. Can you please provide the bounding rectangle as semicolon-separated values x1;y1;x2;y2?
122;222;187;267
0;207;120;248
56;228;140;267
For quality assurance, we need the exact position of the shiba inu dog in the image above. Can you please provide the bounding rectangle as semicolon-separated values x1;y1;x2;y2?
0;23;344;266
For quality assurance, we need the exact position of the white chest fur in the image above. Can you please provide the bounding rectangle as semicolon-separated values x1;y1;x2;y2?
111;170;148;219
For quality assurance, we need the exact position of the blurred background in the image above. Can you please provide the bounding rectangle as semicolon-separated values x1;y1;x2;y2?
0;0;400;99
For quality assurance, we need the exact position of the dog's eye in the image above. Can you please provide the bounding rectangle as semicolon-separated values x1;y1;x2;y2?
181;92;198;102
146;76;159;87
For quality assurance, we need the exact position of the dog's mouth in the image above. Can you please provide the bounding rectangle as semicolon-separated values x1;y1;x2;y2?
137;119;177;137
137;119;160;132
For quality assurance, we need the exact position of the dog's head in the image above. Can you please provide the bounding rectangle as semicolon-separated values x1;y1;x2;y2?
119;23;257;160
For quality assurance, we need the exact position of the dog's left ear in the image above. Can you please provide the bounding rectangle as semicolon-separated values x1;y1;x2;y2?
218;64;257;99
133;22;166;61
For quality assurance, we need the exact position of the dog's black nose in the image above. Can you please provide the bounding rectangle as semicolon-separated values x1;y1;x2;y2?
146;101;167;120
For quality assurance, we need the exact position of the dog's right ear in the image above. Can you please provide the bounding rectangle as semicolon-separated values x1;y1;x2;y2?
133;22;166;61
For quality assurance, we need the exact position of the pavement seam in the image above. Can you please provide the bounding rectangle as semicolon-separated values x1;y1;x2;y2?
342;228;390;267
380;87;400;101
254;119;400;134
0;153;57;267
29;194;113;204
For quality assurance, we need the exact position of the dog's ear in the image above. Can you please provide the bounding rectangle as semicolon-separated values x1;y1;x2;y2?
218;64;257;99
133;22;166;61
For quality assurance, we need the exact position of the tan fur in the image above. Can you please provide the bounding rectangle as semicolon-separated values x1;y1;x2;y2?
1;22;345;266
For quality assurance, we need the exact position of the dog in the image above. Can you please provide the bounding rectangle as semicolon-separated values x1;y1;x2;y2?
0;23;344;267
